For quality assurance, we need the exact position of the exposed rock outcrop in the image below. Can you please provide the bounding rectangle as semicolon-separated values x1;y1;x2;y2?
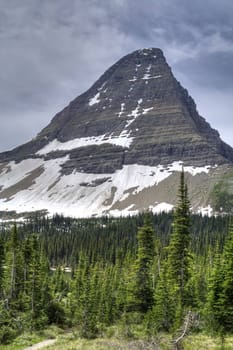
0;48;232;217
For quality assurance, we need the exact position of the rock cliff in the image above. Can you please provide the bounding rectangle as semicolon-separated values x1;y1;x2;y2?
0;48;232;217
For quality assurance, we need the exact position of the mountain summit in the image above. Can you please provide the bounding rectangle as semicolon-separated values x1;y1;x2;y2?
0;48;233;217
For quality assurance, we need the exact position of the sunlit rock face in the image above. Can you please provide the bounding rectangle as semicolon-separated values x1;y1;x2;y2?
0;48;233;217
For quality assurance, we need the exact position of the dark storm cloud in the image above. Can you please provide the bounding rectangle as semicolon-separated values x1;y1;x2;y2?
0;0;233;150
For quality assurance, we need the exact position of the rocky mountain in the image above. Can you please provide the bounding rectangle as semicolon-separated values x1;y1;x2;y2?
0;48;233;218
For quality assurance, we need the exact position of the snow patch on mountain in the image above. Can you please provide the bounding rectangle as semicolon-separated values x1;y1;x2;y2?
89;92;101;106
0;159;214;218
197;205;213;216
117;103;125;117
37;132;134;155
0;158;45;190
37;101;158;155
142;74;162;80
143;107;154;114
151;202;174;213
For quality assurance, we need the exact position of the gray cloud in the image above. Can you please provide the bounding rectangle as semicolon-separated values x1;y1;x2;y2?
0;0;233;151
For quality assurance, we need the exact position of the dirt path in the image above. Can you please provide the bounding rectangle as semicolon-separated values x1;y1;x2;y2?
23;339;57;350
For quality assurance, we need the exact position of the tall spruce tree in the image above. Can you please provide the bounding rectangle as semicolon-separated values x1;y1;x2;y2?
207;223;233;337
166;169;192;324
0;237;5;298
152;262;174;332
6;223;24;304
133;212;155;313
206;249;224;335
220;223;233;332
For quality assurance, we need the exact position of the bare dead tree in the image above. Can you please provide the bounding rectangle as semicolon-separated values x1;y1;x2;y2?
171;311;198;350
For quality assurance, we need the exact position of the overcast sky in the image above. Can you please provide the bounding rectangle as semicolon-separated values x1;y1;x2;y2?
0;0;233;151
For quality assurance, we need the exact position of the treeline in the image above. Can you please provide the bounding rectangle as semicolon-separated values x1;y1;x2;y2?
0;210;228;267
0;172;232;344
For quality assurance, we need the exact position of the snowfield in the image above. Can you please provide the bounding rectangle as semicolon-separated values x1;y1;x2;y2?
0;158;213;218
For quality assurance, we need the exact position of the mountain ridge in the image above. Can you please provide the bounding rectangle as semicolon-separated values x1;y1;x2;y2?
0;48;233;217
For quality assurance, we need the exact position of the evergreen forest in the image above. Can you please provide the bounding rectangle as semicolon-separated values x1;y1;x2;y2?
0;171;233;348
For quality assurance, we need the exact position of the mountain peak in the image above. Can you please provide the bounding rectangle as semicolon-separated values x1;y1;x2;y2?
1;48;233;168
33;47;233;167
122;47;165;59
0;49;233;217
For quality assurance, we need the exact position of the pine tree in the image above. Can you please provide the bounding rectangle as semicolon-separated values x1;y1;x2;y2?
151;262;174;332
9;224;19;300
29;235;43;326
6;224;24;305
133;212;155;313
206;249;224;335
79;262;98;338
220;223;233;332
0;237;5;298
208;223;233;336
166;170;192;326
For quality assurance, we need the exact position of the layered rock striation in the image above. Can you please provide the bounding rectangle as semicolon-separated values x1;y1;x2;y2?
1;48;233;171
0;48;233;217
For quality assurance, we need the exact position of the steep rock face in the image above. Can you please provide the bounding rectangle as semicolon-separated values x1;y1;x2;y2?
0;48;233;217
1;48;233;170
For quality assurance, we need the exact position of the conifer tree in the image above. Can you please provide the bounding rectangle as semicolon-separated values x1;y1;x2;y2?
206;249;224;334
29;235;43;326
133;212;155;313
151;262;174;332
220;223;233;332
208;223;233;336
79;262;99;338
166;170;192;326
6;224;24;304
0;237;5;298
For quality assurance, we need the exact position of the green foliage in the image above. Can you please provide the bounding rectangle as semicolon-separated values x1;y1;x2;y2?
152;262;174;332
0;325;18;345
132;213;155;313
46;301;66;325
0;236;5;297
206;223;233;339
0;177;233;345
206;250;225;334
221;226;233;328
220;224;233;332
165;170;193;329
167;171;191;291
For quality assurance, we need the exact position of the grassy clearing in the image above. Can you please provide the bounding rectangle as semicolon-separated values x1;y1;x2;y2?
0;325;64;350
1;329;233;350
43;334;233;350
35;335;165;350
183;334;233;350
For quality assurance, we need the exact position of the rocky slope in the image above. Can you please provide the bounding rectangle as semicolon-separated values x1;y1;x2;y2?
0;48;233;217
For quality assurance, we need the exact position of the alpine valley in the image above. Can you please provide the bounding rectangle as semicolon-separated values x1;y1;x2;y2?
0;48;233;218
